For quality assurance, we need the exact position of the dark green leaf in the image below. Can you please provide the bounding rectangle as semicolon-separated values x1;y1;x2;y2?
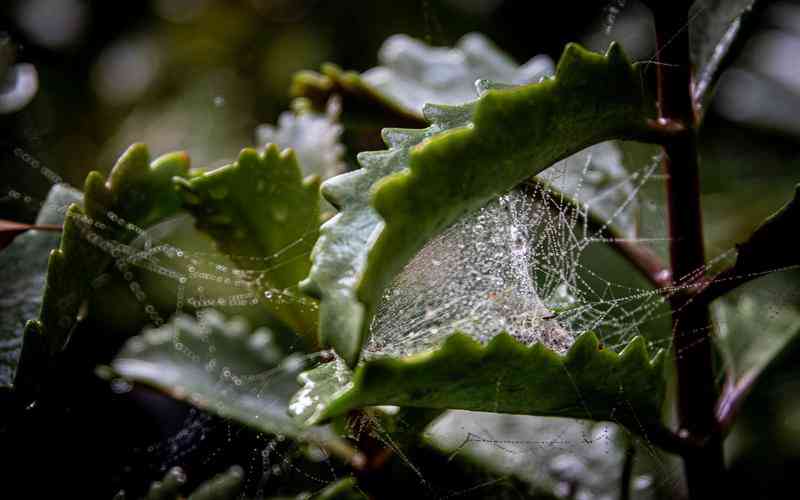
176;145;321;344
35;144;191;356
0;184;81;388
113;310;359;465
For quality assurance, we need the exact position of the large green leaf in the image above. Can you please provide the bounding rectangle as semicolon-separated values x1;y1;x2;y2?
112;310;358;465
293;33;553;127
19;144;190;369
290;331;665;432
302;41;656;366
175;145;321;344
0;184;81;388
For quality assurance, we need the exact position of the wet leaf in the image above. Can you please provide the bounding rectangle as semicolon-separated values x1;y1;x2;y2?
428;412;629;499
113;310;358;466
290;331;665;434
14;144;190;393
0;185;81;388
293;33;553;127
302;41;656;366
176;145;321;344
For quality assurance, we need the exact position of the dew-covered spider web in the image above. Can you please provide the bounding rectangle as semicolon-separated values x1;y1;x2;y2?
369;141;672;360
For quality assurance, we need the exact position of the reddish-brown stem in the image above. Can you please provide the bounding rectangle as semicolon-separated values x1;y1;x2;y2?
652;2;725;498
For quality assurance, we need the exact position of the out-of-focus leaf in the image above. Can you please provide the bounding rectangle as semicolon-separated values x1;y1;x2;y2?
310;477;366;500
710;188;800;405
733;184;800;275
143;466;188;500
290;331;665;434
0;185;81;388
428;412;629;499
301;40;656;366
293;33;553;126
176;145;321;344
187;466;245;500
714;272;800;387
690;0;758;103
256;98;346;181
112;310;358;465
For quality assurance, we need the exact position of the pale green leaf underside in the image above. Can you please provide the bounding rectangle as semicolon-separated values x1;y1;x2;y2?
17;144;190;389
112;311;358;465
290;331;665;432
302;41;656;366
176;145;321;343
0;184;81;388
428;412;627;498
292;33;553;128
256;98;346;181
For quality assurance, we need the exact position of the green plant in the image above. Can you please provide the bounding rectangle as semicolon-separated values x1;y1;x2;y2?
2;1;798;499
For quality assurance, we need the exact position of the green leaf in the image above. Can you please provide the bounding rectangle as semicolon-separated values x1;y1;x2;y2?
733;184;800;275
428;412;629;499
112;310;359;465
292;33;553;126
303;41;656;366
0;184;81;388
176;145;321;344
691;0;758;103
309;477;366;500
714;272;800;386
143;466;188;500
290;331;665;432
15;143;190;390
187;466;245;500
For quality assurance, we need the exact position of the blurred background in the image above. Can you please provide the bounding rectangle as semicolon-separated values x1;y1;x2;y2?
1;0;799;498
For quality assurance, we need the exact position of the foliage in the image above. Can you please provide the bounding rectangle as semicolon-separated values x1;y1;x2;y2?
2;2;799;498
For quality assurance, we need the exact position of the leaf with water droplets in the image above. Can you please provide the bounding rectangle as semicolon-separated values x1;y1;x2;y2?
290;331;665;434
293;33;554;128
112;310;358;466
15;144;190;391
0;184;81;389
175;145;321;345
429;412;630;499
303;41;656;366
